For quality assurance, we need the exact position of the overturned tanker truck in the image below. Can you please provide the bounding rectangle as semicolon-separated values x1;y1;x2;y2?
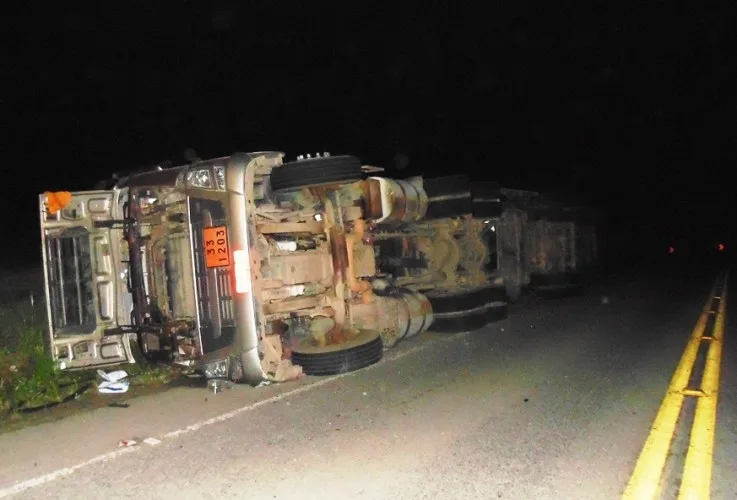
39;152;516;386
470;183;601;300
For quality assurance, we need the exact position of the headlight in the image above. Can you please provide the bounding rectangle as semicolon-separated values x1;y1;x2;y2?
213;166;226;190
187;168;213;189
202;358;229;379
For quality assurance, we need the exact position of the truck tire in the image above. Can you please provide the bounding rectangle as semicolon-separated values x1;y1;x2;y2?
291;330;383;376
270;155;364;193
426;285;508;333
430;302;509;333
432;306;491;334
425;285;507;314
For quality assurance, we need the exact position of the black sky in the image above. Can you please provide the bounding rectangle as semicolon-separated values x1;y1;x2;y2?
4;2;737;266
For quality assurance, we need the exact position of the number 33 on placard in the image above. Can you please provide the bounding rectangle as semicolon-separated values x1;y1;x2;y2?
203;226;231;268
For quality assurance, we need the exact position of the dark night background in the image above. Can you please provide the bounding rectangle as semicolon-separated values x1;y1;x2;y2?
4;2;736;269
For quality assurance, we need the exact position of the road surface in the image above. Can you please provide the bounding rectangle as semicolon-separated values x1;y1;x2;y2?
0;266;734;499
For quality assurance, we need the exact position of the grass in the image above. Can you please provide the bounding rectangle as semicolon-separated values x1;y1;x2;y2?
0;294;89;415
0;268;180;420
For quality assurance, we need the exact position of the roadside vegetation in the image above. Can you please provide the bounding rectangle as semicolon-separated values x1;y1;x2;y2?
0;269;179;423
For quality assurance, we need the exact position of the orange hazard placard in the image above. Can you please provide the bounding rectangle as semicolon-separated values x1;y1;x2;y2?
203;226;231;268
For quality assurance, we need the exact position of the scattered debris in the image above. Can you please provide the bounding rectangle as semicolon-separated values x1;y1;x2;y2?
601;296;610;305
97;369;130;394
208;379;235;394
117;439;137;447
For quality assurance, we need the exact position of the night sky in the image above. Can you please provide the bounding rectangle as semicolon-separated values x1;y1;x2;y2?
5;3;737;267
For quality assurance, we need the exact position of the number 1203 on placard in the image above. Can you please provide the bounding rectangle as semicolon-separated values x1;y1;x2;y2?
203;226;231;268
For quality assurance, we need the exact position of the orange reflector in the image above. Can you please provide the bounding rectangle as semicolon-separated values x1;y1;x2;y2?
718;243;725;252
233;249;249;294
45;191;72;215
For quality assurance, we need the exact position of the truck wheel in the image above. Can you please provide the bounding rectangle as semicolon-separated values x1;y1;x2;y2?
291;330;383;376
426;285;506;314
431;303;509;333
426;285;508;333
422;175;473;219
270;155;364;193
432;306;491;334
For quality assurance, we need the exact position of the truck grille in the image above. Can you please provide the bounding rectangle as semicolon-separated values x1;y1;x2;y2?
189;197;236;354
45;227;96;334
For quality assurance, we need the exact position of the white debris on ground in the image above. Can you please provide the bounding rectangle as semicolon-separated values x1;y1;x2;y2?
97;369;130;394
207;379;235;394
601;296;610;305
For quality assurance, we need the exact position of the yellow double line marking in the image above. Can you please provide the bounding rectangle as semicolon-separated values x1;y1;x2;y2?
622;272;728;500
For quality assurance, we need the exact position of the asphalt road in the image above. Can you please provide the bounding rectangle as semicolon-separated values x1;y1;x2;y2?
1;266;734;499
